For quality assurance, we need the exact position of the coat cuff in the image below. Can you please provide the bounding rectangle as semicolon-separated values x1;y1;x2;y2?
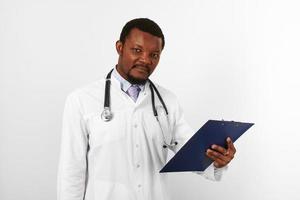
193;163;228;181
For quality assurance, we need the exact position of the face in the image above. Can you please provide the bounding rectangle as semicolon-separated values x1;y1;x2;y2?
116;28;163;84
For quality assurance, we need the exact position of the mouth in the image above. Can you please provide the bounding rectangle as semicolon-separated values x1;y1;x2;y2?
133;65;150;74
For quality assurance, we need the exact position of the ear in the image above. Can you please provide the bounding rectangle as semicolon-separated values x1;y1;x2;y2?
116;40;123;56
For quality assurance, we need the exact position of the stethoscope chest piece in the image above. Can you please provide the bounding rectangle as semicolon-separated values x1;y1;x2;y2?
101;107;113;122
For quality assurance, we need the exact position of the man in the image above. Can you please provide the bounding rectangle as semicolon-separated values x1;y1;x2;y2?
57;18;236;200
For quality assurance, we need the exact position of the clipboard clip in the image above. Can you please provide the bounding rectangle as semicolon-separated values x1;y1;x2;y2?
221;119;239;127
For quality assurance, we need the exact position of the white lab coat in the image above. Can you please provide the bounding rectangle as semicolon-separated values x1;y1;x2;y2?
57;75;226;200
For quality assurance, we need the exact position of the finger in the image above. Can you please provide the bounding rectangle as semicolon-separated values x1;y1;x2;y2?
211;144;227;155
207;149;233;165
207;152;228;168
227;137;236;153
214;161;221;168
213;158;227;168
206;149;229;162
206;151;220;163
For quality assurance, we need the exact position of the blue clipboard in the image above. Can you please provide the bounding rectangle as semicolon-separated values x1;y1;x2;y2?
160;120;254;173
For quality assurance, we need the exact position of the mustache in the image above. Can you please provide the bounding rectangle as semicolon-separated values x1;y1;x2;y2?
132;64;150;73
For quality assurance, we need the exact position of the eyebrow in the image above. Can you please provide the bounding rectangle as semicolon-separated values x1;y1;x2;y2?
134;44;143;49
133;44;161;53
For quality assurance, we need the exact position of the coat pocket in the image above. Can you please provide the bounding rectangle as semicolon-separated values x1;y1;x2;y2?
142;106;173;146
94;180;133;200
86;112;126;148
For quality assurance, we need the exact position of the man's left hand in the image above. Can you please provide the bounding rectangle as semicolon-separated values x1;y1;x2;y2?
206;137;236;168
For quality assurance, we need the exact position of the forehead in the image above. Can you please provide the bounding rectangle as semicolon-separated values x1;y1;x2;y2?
125;28;162;51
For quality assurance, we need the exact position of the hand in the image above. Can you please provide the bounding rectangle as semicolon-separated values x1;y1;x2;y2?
206;137;236;168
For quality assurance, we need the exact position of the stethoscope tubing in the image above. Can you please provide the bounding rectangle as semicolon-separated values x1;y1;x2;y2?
101;69;177;149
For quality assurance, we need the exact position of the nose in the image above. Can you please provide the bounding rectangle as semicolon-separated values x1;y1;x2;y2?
139;52;152;65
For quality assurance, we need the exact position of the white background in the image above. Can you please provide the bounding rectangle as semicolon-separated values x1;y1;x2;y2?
1;0;300;200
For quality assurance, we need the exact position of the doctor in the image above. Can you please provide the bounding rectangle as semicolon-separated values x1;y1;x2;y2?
57;18;236;200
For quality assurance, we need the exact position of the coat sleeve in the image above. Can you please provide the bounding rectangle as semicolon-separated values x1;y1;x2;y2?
170;97;227;181
57;92;89;200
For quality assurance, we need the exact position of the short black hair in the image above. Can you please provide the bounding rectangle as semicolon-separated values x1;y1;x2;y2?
119;18;165;49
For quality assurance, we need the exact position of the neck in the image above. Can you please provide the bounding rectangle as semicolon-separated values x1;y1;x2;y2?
116;64;129;81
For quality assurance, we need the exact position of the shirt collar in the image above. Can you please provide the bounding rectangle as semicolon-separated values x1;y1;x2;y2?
112;67;145;92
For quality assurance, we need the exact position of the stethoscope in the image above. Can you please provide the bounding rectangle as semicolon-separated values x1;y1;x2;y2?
101;69;178;149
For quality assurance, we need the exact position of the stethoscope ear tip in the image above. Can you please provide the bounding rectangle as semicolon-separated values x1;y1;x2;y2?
162;141;178;149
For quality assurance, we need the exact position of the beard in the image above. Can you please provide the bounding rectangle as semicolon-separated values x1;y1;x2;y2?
126;65;150;85
127;73;147;85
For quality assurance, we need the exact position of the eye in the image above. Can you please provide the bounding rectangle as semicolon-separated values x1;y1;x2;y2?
132;48;142;53
151;53;160;60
